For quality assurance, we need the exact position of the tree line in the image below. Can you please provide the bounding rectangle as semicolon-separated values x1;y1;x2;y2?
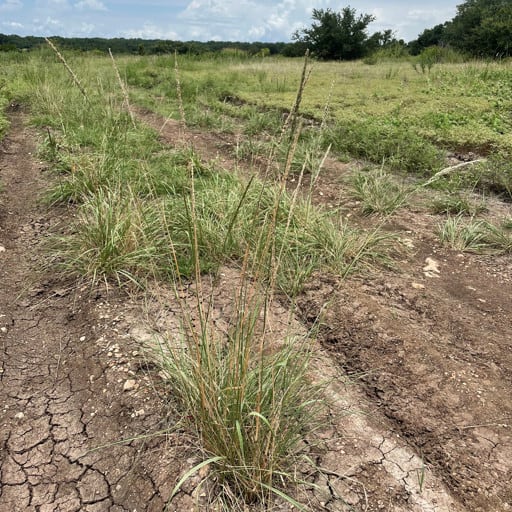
409;0;512;58
292;0;511;60
0;34;288;56
1;0;510;60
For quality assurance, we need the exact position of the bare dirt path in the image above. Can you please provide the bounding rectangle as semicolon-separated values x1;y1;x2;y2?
0;111;181;512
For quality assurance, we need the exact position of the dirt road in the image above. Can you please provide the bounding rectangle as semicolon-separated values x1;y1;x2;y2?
0;111;183;512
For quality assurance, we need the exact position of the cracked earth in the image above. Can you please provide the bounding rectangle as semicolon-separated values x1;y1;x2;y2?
1;108;511;511
0;112;187;512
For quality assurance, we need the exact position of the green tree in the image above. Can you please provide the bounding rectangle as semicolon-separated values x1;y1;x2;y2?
408;23;448;55
445;0;512;57
366;29;400;53
293;6;376;60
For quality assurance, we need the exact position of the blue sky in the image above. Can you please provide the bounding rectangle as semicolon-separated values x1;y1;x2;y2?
0;0;460;42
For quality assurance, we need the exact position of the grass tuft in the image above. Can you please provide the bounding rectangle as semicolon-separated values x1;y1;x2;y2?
438;216;512;254
349;168;409;215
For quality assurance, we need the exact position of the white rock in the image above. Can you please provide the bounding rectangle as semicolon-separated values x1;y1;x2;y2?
123;379;137;391
423;257;440;278
14;412;24;420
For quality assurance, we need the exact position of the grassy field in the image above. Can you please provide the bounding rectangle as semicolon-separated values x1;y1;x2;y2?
2;47;512;509
123;54;512;168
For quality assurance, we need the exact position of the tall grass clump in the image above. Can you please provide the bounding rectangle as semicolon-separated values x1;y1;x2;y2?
439;216;512;254
157;55;326;510
157;61;322;509
349;167;410;214
15;46;398;508
159;283;321;509
429;192;486;215
54;187;170;284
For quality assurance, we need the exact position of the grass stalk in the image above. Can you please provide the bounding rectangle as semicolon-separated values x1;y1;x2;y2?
174;50;187;134
108;48;136;128
45;38;88;100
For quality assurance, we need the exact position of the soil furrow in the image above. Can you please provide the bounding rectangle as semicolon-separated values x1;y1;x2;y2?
0;112;179;512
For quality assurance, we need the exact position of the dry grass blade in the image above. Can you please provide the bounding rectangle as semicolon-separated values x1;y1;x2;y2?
108;48;136;128
45;38;88;100
174;50;187;135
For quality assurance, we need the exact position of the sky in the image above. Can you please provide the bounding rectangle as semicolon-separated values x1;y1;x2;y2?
0;0;460;43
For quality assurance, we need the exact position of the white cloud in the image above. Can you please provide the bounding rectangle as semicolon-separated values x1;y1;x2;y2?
0;0;22;11
177;0;314;40
75;0;107;11
122;23;179;40
2;20;24;28
33;15;63;33
80;22;95;33
36;0;69;6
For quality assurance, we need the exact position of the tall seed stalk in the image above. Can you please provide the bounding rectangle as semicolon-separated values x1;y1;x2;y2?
108;48;136;128
45;38;88;101
159;52;322;510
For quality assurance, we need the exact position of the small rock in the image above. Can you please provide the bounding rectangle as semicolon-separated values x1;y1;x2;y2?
123;379;137;391
134;409;145;417
14;412;24;420
0;327;7;333
423;257;440;278
79;336;86;342
411;282;425;290
0;246;5;253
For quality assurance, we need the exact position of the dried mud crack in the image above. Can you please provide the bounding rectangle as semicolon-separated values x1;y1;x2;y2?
2;104;508;512
0;112;183;512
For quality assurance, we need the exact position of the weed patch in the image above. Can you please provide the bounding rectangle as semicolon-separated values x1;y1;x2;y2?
439;216;512;254
349;168;410;214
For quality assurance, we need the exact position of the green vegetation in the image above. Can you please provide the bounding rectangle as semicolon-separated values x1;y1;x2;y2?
0;79;10;139
439;216;512;254
410;0;512;58
159;270;321;508
293;7;378;61
2;40;512;508
0;46;398;508
122;54;512;174
430;192;486;216
0;33;286;56
349;168;409;215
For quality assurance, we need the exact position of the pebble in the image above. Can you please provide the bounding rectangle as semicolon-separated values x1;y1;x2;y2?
123;379;137;391
0;246;5;253
423;257;441;278
0;327;7;333
14;412;24;420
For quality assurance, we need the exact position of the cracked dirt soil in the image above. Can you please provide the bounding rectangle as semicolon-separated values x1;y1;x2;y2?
1;108;512;512
0;112;186;511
